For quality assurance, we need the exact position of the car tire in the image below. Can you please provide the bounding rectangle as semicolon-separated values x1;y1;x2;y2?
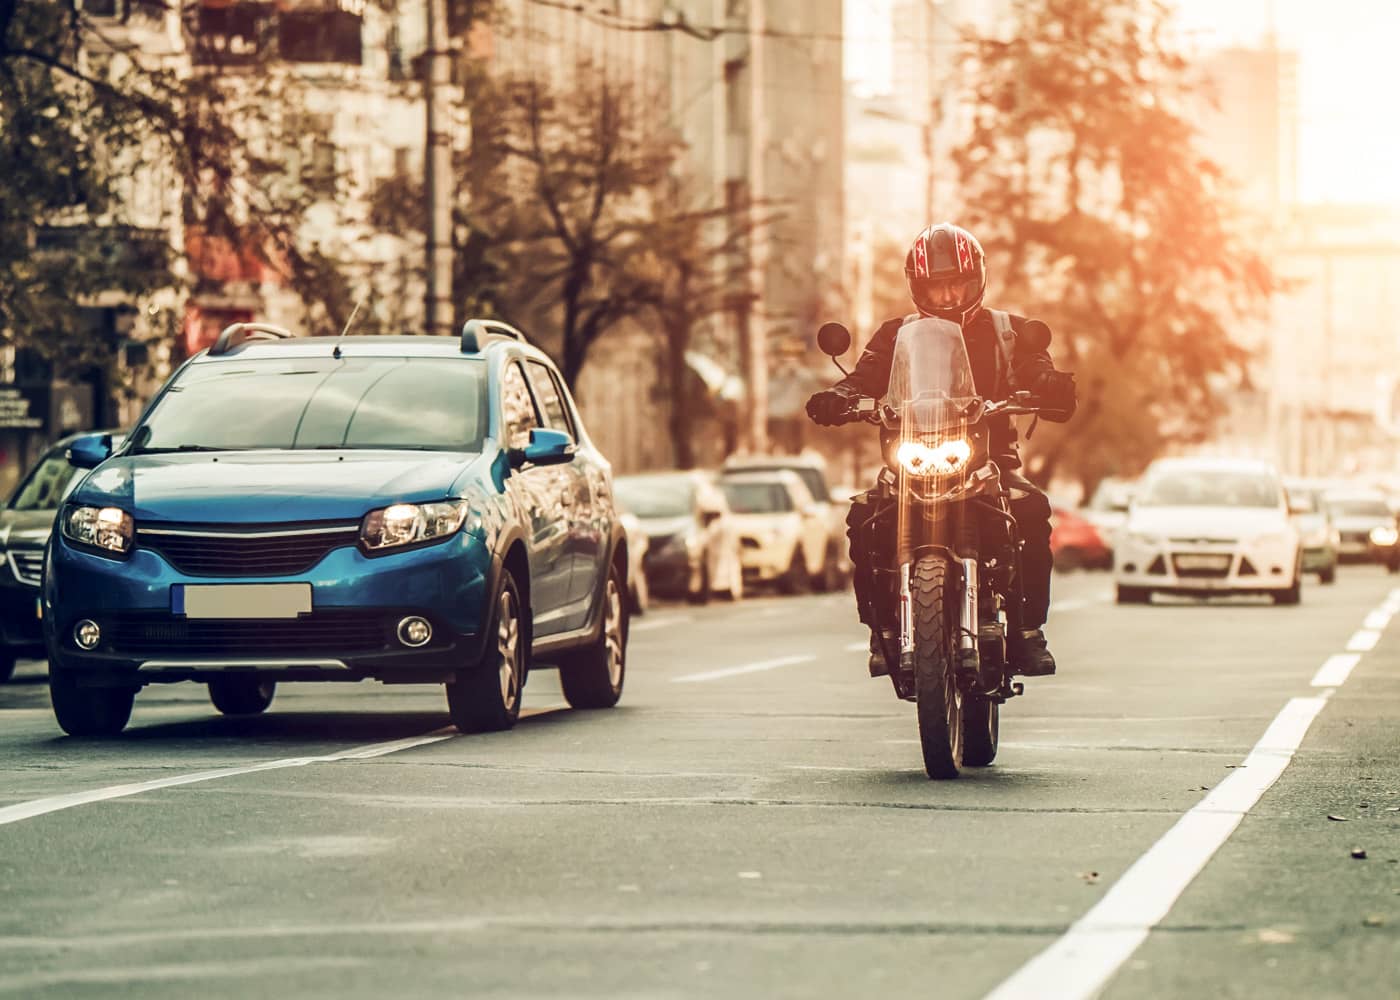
1273;565;1303;606
49;668;135;738
0;651;15;684
208;677;276;716
559;560;627;710
1115;585;1151;605
818;543;844;592
1319;566;1336;585
447;569;526;733
687;560;711;606
723;555;744;602
1389;558;1400;576
780;549;810;596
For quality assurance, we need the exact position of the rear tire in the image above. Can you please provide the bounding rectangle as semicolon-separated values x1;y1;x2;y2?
559;561;628;709
686;560;711;605
0;651;15;684
1319;566;1336;585
961;695;999;767
1272;575;1302;606
912;554;962;779
49;669;134;738
1116;585;1151;605
447;570;525;733
208;677;276;716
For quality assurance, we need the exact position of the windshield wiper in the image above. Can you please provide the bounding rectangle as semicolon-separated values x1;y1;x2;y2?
131;445;248;455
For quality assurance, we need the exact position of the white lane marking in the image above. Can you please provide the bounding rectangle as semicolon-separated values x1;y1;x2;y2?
0;730;456;828
1346;629;1380;652
984;694;1331;1000
671;654;817;684
630;615;692;634
845;641;869;653
1311;652;1362;688
1363;609;1393;630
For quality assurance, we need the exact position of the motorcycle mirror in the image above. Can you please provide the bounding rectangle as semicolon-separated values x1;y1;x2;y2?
1021;320;1052;353
816;322;852;358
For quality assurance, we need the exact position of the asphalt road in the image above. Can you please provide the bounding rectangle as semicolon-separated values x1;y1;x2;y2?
1;568;1397;999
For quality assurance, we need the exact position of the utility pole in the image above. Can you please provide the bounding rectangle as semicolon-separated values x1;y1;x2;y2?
424;0;454;336
743;0;769;454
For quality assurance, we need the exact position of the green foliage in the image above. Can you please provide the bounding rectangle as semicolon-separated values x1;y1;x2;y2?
949;0;1280;494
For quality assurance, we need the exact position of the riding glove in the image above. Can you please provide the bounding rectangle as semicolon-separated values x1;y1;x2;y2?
806;388;855;426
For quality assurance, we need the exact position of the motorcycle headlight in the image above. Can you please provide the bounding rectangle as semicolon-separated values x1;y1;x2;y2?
361;500;470;552
895;439;972;477
62;505;134;557
1370;525;1398;546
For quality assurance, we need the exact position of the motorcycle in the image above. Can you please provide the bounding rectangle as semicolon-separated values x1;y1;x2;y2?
814;315;1054;779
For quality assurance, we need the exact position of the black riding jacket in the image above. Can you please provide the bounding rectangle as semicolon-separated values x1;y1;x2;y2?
835;308;1074;469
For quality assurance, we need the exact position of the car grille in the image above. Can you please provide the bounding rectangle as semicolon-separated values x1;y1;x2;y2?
741;536;762;549
8;549;43;586
137;523;361;577
1340;531;1370;544
102;611;391;657
1171;553;1233;579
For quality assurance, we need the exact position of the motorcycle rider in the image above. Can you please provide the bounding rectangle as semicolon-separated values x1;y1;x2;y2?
806;223;1076;677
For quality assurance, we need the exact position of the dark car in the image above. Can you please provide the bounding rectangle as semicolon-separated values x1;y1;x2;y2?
42;320;630;737
0;431;123;683
1325;490;1399;571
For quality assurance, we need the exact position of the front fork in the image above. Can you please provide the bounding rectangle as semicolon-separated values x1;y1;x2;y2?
895;555;979;666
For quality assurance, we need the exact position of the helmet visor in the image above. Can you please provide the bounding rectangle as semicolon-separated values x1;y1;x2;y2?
909;275;981;315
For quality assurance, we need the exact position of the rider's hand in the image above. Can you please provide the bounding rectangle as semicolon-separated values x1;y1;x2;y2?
806;388;855;426
1029;371;1076;411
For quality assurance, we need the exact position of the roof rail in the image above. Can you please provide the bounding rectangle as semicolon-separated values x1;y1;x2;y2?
460;319;527;354
209;322;294;356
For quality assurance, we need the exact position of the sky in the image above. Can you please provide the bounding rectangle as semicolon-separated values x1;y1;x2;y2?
844;0;1400;205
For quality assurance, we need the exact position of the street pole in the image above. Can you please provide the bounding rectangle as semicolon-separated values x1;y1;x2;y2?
424;0;454;337
744;0;768;454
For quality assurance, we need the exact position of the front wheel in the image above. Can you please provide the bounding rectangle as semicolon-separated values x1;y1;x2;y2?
50;669;135;738
912;554;962;779
962;695;999;767
1319;565;1336;585
780;548;810;596
208;677;276;715
447;570;526;733
559;561;628;709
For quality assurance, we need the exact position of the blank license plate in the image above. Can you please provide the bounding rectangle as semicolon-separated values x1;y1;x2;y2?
173;583;312;619
1174;554;1230;571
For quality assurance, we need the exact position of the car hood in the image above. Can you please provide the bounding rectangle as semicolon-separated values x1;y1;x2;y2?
0;508;59;548
636;515;697;539
728;511;799;534
1127;506;1291;539
1332;514;1392;532
71;450;483;524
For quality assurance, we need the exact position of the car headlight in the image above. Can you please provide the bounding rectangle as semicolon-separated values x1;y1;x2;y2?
361;500;470;552
895;439;972;477
1370;525;1399;546
62;505;134;556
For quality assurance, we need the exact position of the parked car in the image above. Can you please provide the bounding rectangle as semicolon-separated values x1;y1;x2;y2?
718;470;828;593
1081;477;1135;555
0;431;123;683
617;512;650;615
1323;489;1400;571
1284;481;1339;584
42;320;630;737
1050;505;1112;570
613;471;742;604
721;454;850;590
1114;457;1301;605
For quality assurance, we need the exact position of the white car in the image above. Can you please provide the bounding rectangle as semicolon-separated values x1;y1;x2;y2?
718;470;829;593
1114;458;1302;605
721;453;850;590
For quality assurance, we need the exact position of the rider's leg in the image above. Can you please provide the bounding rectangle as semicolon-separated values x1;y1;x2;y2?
1008;484;1057;676
846;491;889;676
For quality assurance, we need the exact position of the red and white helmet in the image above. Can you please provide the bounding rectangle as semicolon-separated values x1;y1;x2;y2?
904;223;986;325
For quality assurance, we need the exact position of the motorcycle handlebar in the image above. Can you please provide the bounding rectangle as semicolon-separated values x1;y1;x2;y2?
840;392;1046;424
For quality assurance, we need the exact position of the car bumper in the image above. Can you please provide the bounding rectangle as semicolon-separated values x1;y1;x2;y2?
43;532;495;685
738;538;795;581
0;578;44;653
1114;538;1299;593
1301;546;1337;571
1337;538;1397;563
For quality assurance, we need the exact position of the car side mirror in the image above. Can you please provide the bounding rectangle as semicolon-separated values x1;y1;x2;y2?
510;428;574;468
67;433;112;470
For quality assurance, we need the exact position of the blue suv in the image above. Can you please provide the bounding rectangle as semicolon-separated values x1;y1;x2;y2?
43;320;630;737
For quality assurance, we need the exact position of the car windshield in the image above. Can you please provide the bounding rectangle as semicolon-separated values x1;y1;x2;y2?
1138;470;1280;509
1088;480;1134;512
1287;489;1320;513
9;451;81;510
615;477;695;518
730;465;828;503
1328;497;1391;518
132;357;488;453
721;481;793;514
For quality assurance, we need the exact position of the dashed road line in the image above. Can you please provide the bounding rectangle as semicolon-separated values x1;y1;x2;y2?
1346;628;1380;652
1311;652;1361;688
671;655;817;684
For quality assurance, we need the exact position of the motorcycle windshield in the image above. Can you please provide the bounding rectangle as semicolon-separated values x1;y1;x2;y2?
882;316;980;435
